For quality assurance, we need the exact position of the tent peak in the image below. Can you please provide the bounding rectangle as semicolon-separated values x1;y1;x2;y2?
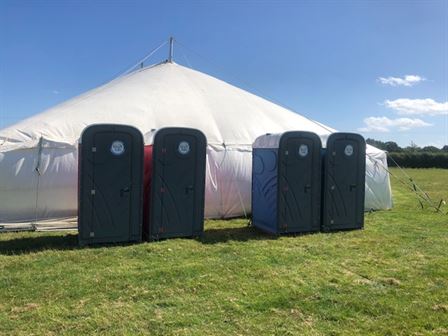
168;36;174;63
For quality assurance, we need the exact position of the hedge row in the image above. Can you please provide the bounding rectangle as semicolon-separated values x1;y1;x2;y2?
387;152;448;169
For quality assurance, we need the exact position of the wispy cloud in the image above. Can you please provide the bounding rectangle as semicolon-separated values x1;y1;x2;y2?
358;116;432;133
378;75;425;87
52;90;60;95
384;98;448;116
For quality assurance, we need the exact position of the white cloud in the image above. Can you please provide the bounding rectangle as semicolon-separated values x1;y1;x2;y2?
358;116;432;133
52;90;60;95
378;75;425;87
384;98;448;116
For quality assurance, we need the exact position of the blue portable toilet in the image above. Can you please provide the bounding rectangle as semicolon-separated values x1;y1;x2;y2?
251;131;322;234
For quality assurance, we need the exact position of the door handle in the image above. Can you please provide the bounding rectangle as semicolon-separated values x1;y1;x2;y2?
120;187;131;197
349;184;357;191
304;184;311;193
185;185;194;194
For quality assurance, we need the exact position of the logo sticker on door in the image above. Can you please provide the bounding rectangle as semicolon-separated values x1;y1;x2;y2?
178;141;191;155
110;141;125;155
344;144;354;156
298;144;309;157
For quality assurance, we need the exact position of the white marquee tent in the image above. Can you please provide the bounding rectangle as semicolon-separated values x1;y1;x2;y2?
0;61;392;229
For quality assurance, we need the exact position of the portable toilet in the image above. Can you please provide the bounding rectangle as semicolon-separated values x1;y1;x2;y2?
78;124;144;246
252;131;322;234
321;132;366;232
143;127;207;241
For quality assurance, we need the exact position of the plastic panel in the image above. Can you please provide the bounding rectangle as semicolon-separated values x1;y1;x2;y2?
252;148;279;233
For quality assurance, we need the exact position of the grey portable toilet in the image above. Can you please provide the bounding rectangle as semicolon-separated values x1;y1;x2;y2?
322;132;366;232
78;124;143;245
145;127;206;241
252;131;322;234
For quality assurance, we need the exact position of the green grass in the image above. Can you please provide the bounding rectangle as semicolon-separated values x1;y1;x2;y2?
1;168;447;335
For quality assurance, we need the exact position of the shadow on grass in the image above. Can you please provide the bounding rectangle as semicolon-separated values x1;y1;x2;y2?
201;225;279;244
0;234;79;255
1;225;314;254
0;233;144;255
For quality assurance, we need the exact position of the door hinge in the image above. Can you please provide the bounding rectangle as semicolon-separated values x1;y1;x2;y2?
91;189;96;195
91;147;97;152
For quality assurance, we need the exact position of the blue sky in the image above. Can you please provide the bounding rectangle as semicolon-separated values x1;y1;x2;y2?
1;0;447;147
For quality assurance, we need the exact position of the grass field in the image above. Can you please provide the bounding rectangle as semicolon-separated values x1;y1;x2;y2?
0;168;447;335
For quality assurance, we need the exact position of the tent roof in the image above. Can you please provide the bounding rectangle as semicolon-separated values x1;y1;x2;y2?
253;132;322;149
0;62;382;154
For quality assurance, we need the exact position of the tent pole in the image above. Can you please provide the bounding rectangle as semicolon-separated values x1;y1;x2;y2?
168;36;174;63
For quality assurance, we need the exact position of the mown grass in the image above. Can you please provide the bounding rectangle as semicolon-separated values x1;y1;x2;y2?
0;168;447;335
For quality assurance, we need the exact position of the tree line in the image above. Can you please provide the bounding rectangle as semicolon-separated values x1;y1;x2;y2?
366;138;448;153
366;139;448;168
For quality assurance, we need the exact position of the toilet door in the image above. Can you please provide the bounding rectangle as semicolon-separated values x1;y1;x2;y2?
78;124;143;245
150;128;206;238
278;132;321;233
323;133;366;231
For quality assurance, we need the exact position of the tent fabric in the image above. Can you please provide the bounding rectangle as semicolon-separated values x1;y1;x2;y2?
0;62;393;225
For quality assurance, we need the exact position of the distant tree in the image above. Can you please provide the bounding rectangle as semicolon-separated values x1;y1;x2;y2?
384;141;402;152
405;141;420;152
366;138;387;150
422;146;441;153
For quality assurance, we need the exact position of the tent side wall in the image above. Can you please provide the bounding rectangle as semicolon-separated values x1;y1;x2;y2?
0;142;392;226
364;149;393;210
0;142;78;223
